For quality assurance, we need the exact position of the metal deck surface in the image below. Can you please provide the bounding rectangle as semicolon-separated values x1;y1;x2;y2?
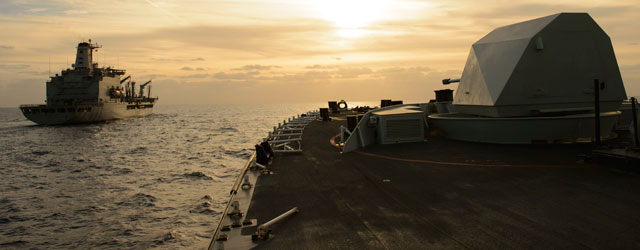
233;119;640;250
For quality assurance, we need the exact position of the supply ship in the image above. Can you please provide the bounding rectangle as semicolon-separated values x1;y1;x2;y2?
208;13;640;250
20;40;157;125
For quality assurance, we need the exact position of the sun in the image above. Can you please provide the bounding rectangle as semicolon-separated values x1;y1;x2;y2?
313;0;390;37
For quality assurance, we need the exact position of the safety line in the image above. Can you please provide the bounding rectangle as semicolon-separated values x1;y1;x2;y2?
330;133;588;168
354;150;591;168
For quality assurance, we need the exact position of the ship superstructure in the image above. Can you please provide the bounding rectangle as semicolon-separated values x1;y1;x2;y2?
20;40;157;125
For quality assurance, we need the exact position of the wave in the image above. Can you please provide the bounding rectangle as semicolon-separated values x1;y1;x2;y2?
0;240;28;247
152;231;181;246
217;126;239;132
183;171;213;180
223;148;253;159
189;201;219;215
116;193;157;207
0;104;322;249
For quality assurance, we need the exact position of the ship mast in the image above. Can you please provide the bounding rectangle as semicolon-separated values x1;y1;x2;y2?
73;38;102;73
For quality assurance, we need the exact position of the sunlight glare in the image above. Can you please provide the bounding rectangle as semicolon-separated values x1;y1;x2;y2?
314;0;390;34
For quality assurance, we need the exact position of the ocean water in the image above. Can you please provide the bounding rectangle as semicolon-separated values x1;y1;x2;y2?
0;103;328;249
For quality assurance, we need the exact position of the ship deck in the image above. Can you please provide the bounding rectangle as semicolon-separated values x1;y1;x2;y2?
222;118;640;250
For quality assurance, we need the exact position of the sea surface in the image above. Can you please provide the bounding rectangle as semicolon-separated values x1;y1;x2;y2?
0;103;334;249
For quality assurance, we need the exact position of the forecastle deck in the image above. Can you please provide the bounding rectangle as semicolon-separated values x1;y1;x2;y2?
211;117;640;250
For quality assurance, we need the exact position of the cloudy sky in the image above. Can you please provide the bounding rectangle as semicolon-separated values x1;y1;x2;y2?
0;0;638;107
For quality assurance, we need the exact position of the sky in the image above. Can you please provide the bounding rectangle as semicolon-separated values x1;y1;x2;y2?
0;0;638;107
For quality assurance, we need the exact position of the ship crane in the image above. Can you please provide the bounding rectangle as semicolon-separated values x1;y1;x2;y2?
131;81;136;101
139;80;151;98
125;78;132;99
120;75;131;84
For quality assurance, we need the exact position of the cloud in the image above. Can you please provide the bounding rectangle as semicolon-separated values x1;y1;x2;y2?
231;64;280;71
301;70;332;80
179;73;209;79
374;66;432;81
209;65;376;83
470;4;638;19
120;24;329;54
253;70;331;83
28;8;46;13
87;23;347;63
305;64;323;69
335;67;373;78
0;78;44;107
64;9;88;15
140;74;166;79
180;66;205;71
1;0;638;106
0;64;29;69
17;70;49;76
304;64;338;69
620;64;640;73
212;71;260;80
0;1;74;16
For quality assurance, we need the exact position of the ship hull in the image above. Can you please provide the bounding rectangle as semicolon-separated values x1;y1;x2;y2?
20;102;155;125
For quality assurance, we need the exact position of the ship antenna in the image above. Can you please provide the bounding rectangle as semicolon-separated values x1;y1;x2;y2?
48;56;51;77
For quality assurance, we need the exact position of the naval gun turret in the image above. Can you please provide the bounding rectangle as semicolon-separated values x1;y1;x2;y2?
429;13;627;144
452;12;626;118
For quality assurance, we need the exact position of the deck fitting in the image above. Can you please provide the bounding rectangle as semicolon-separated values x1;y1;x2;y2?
227;201;243;218
241;175;253;190
215;234;229;241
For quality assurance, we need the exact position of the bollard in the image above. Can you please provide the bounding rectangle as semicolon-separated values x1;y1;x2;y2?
228;201;243;218
340;125;345;144
242;175;252;190
632;97;639;146
594;79;601;145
